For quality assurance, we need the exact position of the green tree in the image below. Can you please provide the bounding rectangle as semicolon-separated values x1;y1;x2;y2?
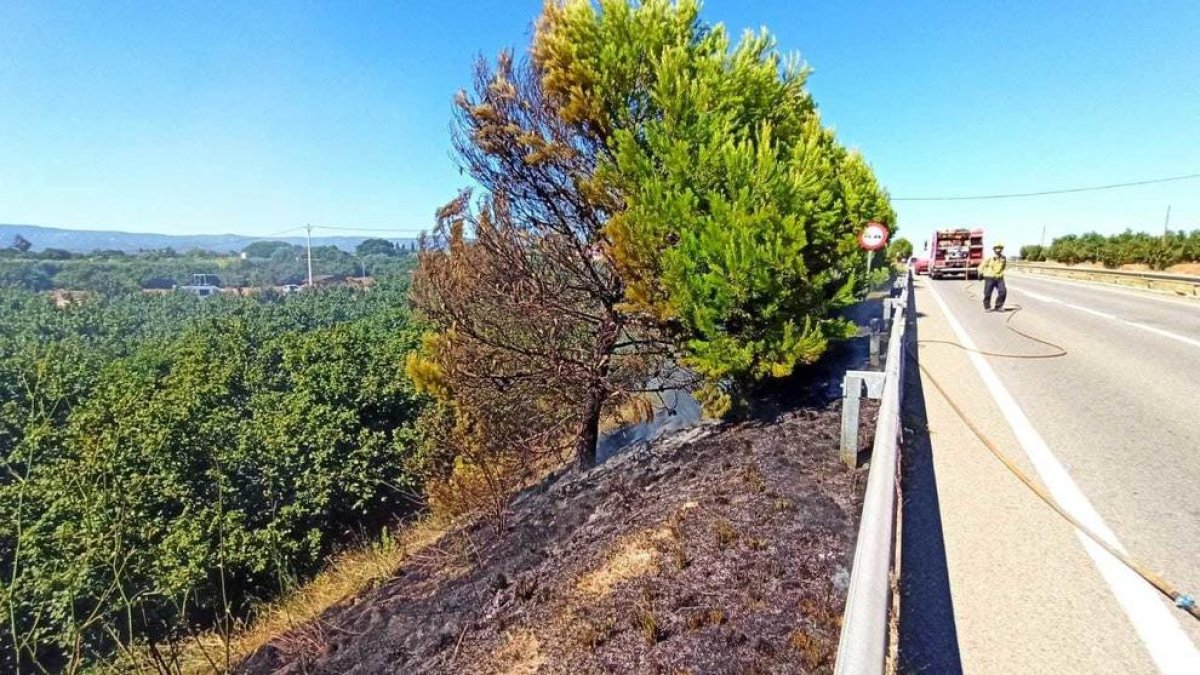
1049;234;1082;264
0;263;53;291
538;0;894;413
8;234;31;253
356;238;397;257
1019;245;1046;262
242;240;294;259
889;237;914;262
39;248;73;260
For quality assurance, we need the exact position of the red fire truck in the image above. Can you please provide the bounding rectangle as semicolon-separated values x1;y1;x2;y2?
929;228;984;279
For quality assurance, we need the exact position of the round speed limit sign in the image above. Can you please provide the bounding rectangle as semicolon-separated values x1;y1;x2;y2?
859;222;889;251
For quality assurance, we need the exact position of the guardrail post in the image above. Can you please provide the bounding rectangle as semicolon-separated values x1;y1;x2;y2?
840;371;885;468
868;318;882;368
841;374;863;468
882;298;897;335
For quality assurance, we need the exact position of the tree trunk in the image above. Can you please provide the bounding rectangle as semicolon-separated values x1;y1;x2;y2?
576;314;619;469
575;388;604;469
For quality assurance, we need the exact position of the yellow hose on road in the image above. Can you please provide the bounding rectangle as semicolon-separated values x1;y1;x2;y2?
911;279;1199;621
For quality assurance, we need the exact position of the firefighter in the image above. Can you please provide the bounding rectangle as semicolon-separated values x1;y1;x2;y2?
981;242;1007;312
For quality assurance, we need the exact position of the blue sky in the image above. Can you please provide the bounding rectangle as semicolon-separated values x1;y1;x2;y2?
2;1;1198;250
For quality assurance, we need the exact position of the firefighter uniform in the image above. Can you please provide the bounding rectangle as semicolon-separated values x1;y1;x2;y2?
981;248;1007;311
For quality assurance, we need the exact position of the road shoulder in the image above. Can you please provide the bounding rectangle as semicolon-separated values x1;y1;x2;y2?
903;278;1157;674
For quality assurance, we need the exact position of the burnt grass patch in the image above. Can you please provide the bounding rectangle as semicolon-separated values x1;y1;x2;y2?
238;404;872;674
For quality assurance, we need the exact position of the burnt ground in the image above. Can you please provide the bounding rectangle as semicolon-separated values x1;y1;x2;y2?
238;400;873;675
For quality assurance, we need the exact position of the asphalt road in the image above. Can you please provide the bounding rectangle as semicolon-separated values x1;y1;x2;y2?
902;271;1200;673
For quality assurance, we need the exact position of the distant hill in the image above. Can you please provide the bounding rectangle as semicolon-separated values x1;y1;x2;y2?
0;223;420;254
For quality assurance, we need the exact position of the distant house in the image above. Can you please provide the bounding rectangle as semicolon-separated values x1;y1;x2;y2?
178;273;221;298
312;274;348;288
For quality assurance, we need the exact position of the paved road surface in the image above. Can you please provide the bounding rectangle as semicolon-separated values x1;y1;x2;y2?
901;271;1200;674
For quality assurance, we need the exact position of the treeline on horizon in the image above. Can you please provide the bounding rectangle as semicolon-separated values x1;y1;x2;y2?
0;237;417;293
2;0;898;671
1020;229;1200;270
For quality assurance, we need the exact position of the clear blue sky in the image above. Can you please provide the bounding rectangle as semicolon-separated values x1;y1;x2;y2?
2;1;1198;250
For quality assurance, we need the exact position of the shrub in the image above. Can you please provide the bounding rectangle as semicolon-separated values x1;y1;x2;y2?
1044;229;1199;269
0;286;425;671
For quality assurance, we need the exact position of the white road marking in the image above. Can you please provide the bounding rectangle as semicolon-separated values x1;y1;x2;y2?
1011;271;1200;309
1016;287;1200;350
926;281;1200;674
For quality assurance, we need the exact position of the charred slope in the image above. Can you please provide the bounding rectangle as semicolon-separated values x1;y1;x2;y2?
239;405;870;675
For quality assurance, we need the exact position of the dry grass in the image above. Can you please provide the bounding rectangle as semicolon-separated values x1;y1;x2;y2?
572;612;618;651
684;608;725;632
120;519;449;674
712;519;738;550
489;629;546;675
788;629;828;671
740;462;767;493
226;521;447;660
134;444;567;673
631;600;663;646
576;531;662;598
598;393;658;433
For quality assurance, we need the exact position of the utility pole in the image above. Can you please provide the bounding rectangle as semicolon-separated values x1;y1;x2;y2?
1040;224;1046;248
305;223;315;288
1163;205;1172;238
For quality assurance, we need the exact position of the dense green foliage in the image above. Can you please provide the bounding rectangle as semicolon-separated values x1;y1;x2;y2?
1019;244;1047;261
355;238;410;257
1023;230;1200;269
888;238;914;262
0;282;425;671
535;0;895;413
0;244;415;293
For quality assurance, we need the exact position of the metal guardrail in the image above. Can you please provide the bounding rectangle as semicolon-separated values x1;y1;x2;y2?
1012;261;1200;297
834;273;911;675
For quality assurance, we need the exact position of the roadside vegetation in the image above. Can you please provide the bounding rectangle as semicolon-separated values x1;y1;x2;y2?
1020;229;1200;270
406;0;894;509
0;283;427;672
888;237;914;262
1;0;894;671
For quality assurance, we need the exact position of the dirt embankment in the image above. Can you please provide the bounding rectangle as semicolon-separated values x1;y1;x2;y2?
238;404;871;675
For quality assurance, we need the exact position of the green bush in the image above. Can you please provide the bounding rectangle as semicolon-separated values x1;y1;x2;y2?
888;238;914;262
1044;229;1199;271
0;284;425;671
1019;245;1046;261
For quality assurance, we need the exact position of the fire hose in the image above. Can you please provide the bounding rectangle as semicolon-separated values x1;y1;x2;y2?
908;280;1198;620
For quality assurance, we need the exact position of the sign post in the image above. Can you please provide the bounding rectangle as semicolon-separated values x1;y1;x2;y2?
858;222;890;292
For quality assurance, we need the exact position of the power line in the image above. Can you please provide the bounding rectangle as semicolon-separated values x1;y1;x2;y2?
258;226;305;237
893;172;1200;202
249;225;424;238
311;225;427;234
